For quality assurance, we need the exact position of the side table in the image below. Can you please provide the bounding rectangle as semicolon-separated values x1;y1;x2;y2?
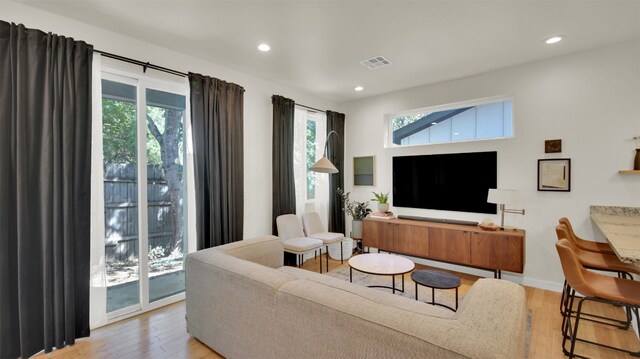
411;270;462;312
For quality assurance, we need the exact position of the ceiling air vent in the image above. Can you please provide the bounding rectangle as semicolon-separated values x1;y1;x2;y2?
360;55;392;69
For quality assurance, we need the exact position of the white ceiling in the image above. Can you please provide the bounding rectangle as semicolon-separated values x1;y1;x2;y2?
18;0;640;102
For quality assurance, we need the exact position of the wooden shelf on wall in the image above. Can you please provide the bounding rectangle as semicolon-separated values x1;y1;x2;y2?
618;170;640;174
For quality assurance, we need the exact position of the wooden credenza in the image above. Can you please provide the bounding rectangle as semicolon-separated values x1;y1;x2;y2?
362;217;525;278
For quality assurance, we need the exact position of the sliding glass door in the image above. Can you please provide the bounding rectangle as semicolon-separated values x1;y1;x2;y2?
102;77;140;313
145;88;186;303
101;72;188;318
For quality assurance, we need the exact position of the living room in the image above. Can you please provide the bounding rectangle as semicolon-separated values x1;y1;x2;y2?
1;1;639;358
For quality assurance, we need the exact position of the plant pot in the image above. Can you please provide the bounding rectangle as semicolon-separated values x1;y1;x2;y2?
351;220;363;239
377;203;390;213
328;237;354;260
635;149;640;170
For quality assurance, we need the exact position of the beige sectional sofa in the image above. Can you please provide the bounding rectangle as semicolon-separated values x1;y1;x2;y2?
185;235;527;358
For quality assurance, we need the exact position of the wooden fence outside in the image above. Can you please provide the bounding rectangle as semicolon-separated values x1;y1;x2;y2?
104;164;179;262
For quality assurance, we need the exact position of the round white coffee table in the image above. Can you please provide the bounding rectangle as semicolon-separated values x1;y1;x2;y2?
348;253;415;294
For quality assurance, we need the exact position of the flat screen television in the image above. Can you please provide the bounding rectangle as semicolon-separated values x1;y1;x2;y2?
393;151;497;214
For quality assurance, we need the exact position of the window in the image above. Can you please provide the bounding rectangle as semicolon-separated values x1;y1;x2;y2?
293;107;329;224
390;98;513;147
306;119;317;200
101;71;189;318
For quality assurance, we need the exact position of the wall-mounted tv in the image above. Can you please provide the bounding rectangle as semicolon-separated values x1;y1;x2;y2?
393;151;497;214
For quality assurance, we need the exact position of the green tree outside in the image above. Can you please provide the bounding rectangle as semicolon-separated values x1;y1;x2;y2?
103;97;185;254
306;120;316;199
102;98;137;163
391;113;426;131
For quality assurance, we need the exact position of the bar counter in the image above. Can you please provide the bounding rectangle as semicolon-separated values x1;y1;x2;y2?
590;205;640;269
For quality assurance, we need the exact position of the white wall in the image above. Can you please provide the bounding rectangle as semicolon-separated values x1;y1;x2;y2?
1;0;337;239
339;41;640;289
4;0;639;291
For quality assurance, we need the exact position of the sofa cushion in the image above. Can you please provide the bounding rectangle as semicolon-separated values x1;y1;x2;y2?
278;266;455;318
186;244;297;359
309;232;343;244
283;237;322;253
451;278;527;358
215;235;284;268
188;247;295;291
276;279;470;358
275;277;524;359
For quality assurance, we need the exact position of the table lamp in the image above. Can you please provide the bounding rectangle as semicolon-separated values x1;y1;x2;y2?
487;189;525;229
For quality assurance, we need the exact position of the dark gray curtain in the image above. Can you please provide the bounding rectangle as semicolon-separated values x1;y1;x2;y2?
189;73;245;249
0;21;92;358
271;95;296;234
327;110;345;234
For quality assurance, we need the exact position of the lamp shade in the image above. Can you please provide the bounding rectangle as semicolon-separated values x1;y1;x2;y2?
487;189;517;204
310;155;338;174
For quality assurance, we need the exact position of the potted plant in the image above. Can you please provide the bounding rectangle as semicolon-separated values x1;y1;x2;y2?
371;191;390;213
337;188;372;239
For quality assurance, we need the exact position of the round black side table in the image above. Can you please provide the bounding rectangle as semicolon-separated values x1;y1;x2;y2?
411;270;462;312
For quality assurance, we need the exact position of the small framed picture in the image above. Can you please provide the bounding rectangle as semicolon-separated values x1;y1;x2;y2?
544;139;562;153
353;156;375;186
538;158;571;192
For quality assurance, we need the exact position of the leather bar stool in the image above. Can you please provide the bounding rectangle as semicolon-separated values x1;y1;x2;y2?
556;224;639;327
555;238;640;358
558;217;616;255
556;224;639;277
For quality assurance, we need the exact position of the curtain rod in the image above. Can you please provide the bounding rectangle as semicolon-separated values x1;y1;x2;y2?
95;50;188;77
296;103;325;113
96;50;329;107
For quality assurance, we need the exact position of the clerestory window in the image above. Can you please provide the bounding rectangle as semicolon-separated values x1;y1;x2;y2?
390;98;513;147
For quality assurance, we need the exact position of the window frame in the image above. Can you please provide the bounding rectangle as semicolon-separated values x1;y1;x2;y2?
304;111;326;203
93;65;193;326
305;115;317;201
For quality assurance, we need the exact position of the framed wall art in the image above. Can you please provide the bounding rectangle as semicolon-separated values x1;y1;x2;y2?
353;156;375;186
544;139;562;153
538;158;571;192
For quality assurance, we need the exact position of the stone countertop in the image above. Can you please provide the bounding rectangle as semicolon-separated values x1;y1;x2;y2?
590;205;640;269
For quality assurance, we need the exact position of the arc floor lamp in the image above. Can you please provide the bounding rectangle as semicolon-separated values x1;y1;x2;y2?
310;130;342;174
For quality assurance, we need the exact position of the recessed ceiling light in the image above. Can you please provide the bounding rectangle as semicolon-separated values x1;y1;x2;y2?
354;86;364;92
258;43;271;52
431;122;437;125
545;36;564;44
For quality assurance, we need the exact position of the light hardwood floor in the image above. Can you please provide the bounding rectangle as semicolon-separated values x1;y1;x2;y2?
35;254;639;359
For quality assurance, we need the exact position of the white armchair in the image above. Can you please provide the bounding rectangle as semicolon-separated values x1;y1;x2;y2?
302;212;344;272
276;214;324;273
